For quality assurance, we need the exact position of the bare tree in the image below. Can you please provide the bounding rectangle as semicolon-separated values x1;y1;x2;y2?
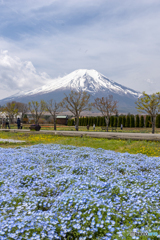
135;91;160;134
60;90;91;131
28;100;46;124
13;102;28;121
45;100;61;130
3;102;19;123
92;95;118;132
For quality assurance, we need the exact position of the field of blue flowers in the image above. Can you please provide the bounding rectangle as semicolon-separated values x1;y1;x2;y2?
0;144;160;240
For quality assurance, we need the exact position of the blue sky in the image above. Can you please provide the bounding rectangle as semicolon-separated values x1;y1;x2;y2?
0;0;160;98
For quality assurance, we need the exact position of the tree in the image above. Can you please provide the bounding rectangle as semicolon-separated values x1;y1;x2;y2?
45;100;61;130
110;116;114;127
114;116;118;127
122;115;126;127
28;100;46;125
92;95;118;132
130;115;135;127
118;116;123;127
13;102;28;121
3;102;19;123
135;115;139;127
145;115;150;128
140;115;144;127
126;115;130;127
135;92;160;134
156;114;160;128
60;91;91;131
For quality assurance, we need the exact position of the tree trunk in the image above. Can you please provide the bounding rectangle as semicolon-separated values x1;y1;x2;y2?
76;115;79;131
152;117;155;134
54;115;56;130
105;117;109;132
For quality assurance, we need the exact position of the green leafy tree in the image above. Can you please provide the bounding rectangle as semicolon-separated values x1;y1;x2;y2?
156;114;160;128
135;92;160;134
126;115;130;127
140;115;144;127
145;115;150;128
3;102;19;123
130;115;135;127
118;116;123;127
135;115;139;127
114;116;118;127
110;116;114;127
122;115;126;127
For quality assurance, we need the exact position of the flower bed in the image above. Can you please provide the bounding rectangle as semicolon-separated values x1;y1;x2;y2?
0;144;160;239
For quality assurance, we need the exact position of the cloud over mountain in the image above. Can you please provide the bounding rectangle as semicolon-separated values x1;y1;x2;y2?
0;51;51;97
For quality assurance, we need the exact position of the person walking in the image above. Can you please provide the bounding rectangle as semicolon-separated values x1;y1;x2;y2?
121;124;123;130
2;118;5;129
93;124;95;130
17;117;21;129
6;117;10;129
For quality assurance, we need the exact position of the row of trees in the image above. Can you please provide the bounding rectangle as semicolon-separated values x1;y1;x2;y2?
68;114;160;128
66;91;160;133
1;90;160;134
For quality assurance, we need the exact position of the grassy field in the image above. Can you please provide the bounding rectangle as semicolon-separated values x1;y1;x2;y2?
0;131;160;157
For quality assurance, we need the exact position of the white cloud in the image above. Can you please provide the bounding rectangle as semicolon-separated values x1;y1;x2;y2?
147;79;153;83
0;51;52;98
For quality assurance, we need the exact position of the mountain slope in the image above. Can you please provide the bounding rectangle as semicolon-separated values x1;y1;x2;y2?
0;69;142;113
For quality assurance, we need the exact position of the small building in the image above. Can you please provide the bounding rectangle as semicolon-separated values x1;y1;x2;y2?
56;116;68;125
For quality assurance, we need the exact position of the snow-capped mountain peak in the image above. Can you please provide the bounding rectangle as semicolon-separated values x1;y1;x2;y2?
14;69;142;98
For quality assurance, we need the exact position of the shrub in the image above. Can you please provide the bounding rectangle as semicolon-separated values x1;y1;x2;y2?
67;119;74;126
126;115;130;127
113;116;117;127
145;115;150;128
140;115;144;127
110;116;114;127
156;114;160;128
122;115;126;127
135;115;139;127
118;116;123;127
130;115;135;127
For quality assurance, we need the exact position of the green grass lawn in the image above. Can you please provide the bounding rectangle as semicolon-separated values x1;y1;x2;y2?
0;131;160;157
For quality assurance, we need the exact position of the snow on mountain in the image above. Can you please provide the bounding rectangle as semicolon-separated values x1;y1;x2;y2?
11;69;142;98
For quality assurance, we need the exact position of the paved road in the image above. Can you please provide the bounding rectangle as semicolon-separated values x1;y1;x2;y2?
0;129;160;141
0;138;25;143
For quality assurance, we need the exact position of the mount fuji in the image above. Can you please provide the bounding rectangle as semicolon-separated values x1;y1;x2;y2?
0;69;142;113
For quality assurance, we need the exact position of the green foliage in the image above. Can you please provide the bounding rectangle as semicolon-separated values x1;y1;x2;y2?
102;116;106;126
67;119;74;126
135;115;139;127
122;115;126;127
140;115;144;127
135;91;160;133
118;116;123;127
110;116;114;127
130;115;135;127
156;114;160;128
145;115;151;128
126;115;130;127
113;116;117;127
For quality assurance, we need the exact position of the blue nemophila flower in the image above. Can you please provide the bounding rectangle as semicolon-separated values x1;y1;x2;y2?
0;144;160;239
